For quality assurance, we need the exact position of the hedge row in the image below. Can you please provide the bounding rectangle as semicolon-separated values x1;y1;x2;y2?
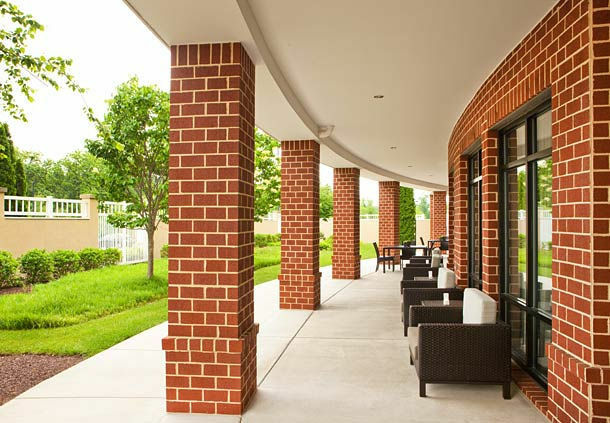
0;248;122;288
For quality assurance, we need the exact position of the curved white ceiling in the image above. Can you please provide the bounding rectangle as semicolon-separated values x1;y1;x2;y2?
124;0;558;190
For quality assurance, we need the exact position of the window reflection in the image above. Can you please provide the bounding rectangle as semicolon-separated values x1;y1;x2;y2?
536;110;552;151
506;124;527;162
507;165;527;300
537;159;552;313
536;320;551;376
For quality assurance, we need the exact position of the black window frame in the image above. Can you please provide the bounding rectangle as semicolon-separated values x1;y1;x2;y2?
499;102;552;388
468;150;483;290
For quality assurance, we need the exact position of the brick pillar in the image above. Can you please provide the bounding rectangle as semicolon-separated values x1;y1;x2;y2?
332;168;360;279
452;157;468;288
163;42;257;415
447;172;454;270
279;140;320;310
429;191;446;241
378;181;400;261
480;131;500;301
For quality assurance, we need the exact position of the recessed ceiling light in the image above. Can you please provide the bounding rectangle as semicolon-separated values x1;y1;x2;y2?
390;146;397;150
373;95;384;99
407;165;413;168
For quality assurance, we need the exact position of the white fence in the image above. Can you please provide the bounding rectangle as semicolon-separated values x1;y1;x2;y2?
98;201;148;265
4;195;89;219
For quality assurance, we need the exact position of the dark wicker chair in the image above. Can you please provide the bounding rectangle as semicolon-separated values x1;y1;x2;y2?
407;306;511;399
373;242;395;272
400;266;440;292
402;287;463;335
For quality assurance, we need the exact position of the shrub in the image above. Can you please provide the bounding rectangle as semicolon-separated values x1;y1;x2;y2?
79;248;104;270
50;250;81;278
320;235;333;251
0;250;20;288
20;249;54;284
101;248;122;266
160;244;168;258
254;234;281;248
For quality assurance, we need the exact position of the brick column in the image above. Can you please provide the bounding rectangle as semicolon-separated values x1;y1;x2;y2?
447;172;454;269
429;191;446;241
378;181;400;261
163;42;257;415
279;140;320;310
480;131;500;301
332;168;360;279
452;157;468;288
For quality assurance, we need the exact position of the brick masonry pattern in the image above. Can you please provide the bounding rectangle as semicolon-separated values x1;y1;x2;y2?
278;140;321;310
332;168;361;279
164;42;257;415
378;181;400;262
429;191;447;241
447;1;610;421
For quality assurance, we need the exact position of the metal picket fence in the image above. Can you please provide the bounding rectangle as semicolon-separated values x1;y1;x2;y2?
98;201;148;264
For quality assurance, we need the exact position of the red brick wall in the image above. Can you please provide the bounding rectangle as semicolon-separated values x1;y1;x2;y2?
332;168;360;279
447;1;610;421
447;172;454;270
164;42;257;415
429;191;447;242
452;157;469;288
481;130;500;301
278;140;321;310
378;181;399;260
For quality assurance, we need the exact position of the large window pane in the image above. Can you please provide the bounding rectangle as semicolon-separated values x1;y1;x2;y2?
536;110;552;151
506;124;527;162
536;319;552;376
472;182;480;279
508;303;527;358
537;159;552;313
507;165;527;300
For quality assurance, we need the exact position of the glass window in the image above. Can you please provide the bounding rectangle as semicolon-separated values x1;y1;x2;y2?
536;159;552;313
506;165;527;301
536;110;552;151
536;319;551;376
508;303;527;358
469;151;482;290
506;124;527;162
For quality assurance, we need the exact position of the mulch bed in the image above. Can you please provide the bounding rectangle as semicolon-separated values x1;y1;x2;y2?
0;354;83;405
0;286;31;296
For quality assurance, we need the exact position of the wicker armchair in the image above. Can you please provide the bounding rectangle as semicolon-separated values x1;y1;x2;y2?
407;304;511;399
400;266;440;293
402;287;463;335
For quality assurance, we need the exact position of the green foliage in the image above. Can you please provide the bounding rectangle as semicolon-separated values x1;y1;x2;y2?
254;130;280;221
19;249;54;284
0;1;82;121
0;259;168;330
399;186;416;243
360;199;378;215
86;77;169;278
0;250;19;288
0;123;25;194
14;154;25;195
101;248;121;267
253;245;281;270
319;235;333;251
518;167;526;210
160;244;168;258
320;184;333;221
254;233;280;248
18;149;105;198
50;250;81;279
78;248;104;271
537;158;552;210
416;195;430;219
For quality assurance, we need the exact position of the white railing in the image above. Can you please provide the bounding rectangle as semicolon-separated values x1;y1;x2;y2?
98;201;148;265
3;195;88;219
360;214;378;220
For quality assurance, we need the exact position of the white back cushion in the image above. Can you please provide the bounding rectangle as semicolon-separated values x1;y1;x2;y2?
463;288;497;324
437;267;456;288
431;254;441;268
432;247;441;255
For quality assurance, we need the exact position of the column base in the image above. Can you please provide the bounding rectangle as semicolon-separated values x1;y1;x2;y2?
332;254;361;279
162;323;259;415
278;272;321;310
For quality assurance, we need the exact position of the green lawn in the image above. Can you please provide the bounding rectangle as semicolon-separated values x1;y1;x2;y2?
518;246;552;278
0;260;168;330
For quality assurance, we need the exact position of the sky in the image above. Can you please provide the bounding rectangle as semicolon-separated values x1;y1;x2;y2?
1;0;428;204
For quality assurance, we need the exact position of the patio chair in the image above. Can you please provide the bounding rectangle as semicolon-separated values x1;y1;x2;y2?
400;241;414;267
402;268;463;334
373;242;395;272
400;266;440;292
408;288;511;399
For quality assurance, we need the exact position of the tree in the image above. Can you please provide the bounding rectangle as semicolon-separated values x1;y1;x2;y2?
320;184;333;221
360;199;378;215
0;1;82;122
399;186;416;243
0;123;25;195
254;130;280;221
86;77;169;279
18;150;49;196
416;195;430;219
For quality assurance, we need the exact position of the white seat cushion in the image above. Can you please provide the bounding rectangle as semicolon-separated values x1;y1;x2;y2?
407;327;419;361
463;288;497;324
437;267;456;288
431;254;441;268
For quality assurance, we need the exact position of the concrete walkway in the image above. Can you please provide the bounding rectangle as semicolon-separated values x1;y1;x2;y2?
0;259;546;422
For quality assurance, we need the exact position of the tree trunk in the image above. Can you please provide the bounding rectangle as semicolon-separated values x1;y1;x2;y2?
147;228;155;279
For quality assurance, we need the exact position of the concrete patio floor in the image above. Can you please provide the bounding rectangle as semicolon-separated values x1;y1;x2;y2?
0;259;547;422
